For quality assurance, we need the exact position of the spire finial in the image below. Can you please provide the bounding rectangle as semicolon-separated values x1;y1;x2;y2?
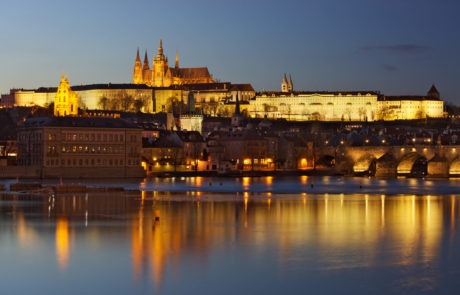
175;50;179;68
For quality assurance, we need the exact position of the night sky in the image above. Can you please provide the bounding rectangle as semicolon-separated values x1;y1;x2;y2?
1;0;459;103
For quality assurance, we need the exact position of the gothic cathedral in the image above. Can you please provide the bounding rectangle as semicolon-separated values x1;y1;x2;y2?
132;39;214;87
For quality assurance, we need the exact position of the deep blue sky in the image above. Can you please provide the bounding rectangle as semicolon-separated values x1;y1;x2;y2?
1;0;459;103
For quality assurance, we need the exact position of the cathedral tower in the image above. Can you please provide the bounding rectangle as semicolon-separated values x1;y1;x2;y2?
281;73;293;93
281;73;289;92
132;48;143;84
153;39;168;87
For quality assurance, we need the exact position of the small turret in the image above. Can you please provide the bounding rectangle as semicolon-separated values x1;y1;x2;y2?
231;93;244;128
427;84;440;100
288;74;293;92
175;51;179;68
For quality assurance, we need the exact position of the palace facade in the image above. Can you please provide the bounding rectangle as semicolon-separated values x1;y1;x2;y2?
249;76;445;121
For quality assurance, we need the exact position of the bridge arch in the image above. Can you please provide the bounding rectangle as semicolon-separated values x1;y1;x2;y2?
449;157;460;176
375;153;398;177
353;154;376;176
397;152;428;177
316;155;335;168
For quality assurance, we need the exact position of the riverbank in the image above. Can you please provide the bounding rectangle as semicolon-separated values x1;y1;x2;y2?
150;168;342;178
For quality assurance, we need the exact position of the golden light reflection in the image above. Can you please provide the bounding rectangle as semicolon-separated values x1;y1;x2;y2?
123;193;448;288
451;196;456;229
16;213;41;248
265;176;273;185
56;218;70;270
301;175;308;185
381;195;385;228
242;177;251;190
302;193;307;206
244;192;249;212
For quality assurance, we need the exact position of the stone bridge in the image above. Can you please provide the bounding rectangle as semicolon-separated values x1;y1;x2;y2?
318;145;460;177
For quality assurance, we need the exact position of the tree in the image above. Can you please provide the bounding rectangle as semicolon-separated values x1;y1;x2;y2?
133;99;145;113
98;96;109;110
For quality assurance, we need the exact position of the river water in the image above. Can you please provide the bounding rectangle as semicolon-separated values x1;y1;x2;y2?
1;176;460;294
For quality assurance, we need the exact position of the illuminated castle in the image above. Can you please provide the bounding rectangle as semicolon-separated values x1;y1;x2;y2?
132;39;214;87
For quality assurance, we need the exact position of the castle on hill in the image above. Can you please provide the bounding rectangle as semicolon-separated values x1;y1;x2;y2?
132;39;214;87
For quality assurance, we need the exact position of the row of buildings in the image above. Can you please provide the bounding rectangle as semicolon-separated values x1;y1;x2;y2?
6;107;315;178
1;39;445;122
1;82;445;122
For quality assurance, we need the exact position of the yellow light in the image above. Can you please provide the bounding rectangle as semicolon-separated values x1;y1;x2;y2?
56;218;69;270
300;158;307;169
301;175;308;185
243;158;251;165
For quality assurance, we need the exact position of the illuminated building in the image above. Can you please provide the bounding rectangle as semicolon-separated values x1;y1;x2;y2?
54;75;78;116
250;76;445;121
250;90;379;121
142;130;206;174
378;85;444;120
132;39;214;87
3;81;253;117
6;83;154;112
16;116;145;178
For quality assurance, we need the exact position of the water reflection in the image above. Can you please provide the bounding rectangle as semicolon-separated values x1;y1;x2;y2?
1;192;459;294
56;218;70;270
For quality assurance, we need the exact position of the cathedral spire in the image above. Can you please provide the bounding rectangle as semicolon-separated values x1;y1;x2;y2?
132;48;143;84
143;50;150;70
288;74;293;92
175;51;179;68
281;73;289;92
158;39;163;56
231;92;243;128
135;48;141;62
235;92;241;115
